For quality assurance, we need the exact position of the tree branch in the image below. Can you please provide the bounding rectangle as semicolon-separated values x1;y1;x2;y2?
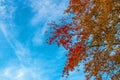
90;41;120;47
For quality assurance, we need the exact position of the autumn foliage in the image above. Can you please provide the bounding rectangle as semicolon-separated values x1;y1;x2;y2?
47;0;120;80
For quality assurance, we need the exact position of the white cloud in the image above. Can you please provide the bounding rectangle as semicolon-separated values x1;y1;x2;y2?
0;65;50;80
32;23;48;45
30;0;55;25
0;0;16;49
30;0;68;26
30;0;68;25
0;0;16;20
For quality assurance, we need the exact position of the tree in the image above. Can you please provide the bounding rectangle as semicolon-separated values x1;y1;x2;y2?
47;0;120;80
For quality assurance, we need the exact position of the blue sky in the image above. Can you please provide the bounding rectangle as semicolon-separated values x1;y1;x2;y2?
0;0;85;80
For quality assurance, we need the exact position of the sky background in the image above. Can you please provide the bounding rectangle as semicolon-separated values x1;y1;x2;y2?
0;0;85;80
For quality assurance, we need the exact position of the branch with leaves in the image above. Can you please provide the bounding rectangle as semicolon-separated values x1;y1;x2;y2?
47;0;120;80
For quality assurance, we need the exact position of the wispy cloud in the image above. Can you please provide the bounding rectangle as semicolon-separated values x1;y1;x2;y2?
0;0;32;64
0;0;17;51
0;64;50;80
0;0;16;21
30;0;68;25
0;22;32;65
